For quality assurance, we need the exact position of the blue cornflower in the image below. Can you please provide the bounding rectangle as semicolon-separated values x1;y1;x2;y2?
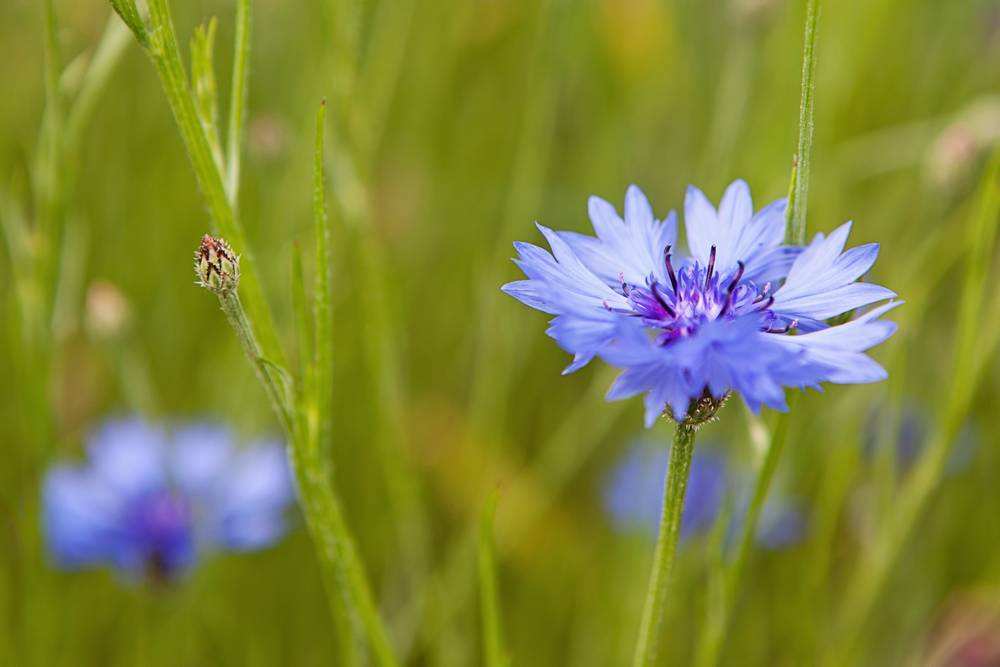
864;405;977;476
502;181;900;426
604;440;805;549
42;417;296;581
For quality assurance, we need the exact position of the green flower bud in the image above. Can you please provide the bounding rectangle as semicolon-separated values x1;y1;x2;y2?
195;234;240;295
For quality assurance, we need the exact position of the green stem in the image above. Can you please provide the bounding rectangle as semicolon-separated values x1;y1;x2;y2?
632;424;697;667
693;2;821;661
479;493;508;667
289;430;399;667
216;289;397;667
217;291;292;434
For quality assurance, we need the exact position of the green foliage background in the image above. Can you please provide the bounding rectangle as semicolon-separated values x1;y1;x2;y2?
1;0;998;664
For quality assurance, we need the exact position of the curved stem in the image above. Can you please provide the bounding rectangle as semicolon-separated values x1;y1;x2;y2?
632;423;697;667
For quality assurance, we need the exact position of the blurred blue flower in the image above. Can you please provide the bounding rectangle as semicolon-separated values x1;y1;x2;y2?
864;406;978;475
43;417;296;581
502;181;900;425
604;440;805;550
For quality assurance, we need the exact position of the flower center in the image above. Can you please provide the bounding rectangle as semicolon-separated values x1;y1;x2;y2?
613;245;791;344
127;490;193;580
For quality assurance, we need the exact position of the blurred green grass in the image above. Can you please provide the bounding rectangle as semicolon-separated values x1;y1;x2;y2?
1;0;999;664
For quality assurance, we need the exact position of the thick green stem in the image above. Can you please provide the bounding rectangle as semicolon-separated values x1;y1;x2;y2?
632;424;697;667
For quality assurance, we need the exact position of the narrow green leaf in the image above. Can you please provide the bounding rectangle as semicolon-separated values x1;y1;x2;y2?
108;0;148;47
312;100;333;455
479;492;509;667
190;18;224;171
66;15;132;154
226;0;252;205
290;242;313;403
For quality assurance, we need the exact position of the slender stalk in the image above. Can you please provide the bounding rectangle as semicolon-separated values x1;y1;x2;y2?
217;291;293;434
65;16;131;155
694;3;820;661
312;101;333;457
307;103;361;665
479;493;508;667
632;424;697;667
789;0;820;245
214;286;397;667
289;426;398;667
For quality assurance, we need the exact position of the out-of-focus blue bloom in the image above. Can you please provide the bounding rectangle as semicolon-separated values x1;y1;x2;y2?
502;181;900;425
754;496;807;550
604;441;727;539
864;406;978;475
604;440;805;550
43;417;296;581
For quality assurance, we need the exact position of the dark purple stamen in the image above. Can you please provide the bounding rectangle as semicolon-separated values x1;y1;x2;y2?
753;295;775;312
705;245;717;289
650;282;676;317
603;301;634;315
717;261;745;318
764;319;798;334
619;272;631;297
663;245;678;293
753;282;773;302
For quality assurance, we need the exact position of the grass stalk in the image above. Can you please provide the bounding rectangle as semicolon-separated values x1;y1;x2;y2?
694;3;820;661
479;493;509;667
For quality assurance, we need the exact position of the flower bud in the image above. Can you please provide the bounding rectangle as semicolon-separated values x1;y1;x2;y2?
195;234;240;295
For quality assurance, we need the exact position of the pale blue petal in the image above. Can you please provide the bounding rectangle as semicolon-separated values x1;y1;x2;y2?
775;283;897;320
170;423;234;497
684;185;717;263
43;467;122;568
88;418;167;499
500;280;559;314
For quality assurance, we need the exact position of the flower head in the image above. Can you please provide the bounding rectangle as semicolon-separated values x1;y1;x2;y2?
42;417;295;582
502;181;900;426
195;234;240;295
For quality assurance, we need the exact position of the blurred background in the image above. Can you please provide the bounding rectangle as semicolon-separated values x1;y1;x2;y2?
1;0;999;664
